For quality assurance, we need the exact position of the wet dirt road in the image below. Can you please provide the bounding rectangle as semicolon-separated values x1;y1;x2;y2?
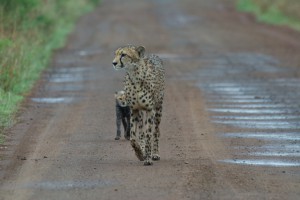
1;0;300;199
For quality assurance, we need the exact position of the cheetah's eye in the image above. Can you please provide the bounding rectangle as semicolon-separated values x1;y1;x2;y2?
121;53;126;57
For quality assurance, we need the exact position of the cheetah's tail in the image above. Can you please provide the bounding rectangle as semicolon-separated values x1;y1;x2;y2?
131;140;144;161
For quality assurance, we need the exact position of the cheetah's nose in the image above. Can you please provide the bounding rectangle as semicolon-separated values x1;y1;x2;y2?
112;62;118;66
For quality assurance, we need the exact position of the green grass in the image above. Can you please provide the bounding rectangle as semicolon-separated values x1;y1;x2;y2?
0;0;100;143
237;0;300;31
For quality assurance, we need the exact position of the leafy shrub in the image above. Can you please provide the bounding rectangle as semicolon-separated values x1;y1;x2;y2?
0;0;100;131
237;0;300;30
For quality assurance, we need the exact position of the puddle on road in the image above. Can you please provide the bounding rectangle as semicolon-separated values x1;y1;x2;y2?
246;152;300;157
45;84;84;92
212;104;297;108
40;67;91;102
194;52;300;167
229;145;300;157
31;97;74;104
49;67;94;83
204;86;259;93
49;74;84;83
209;99;272;103
208;95;271;99
76;49;103;57
12;180;116;190
221;159;300;167
208;108;292;114
156;53;200;61
221;132;300;141
213;120;300;129
273;78;300;87
206;83;263;87
53;67;90;73
224;53;282;73
212;115;300;120
234;144;300;151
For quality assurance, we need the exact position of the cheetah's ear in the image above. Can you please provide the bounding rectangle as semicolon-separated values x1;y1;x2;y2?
136;46;145;58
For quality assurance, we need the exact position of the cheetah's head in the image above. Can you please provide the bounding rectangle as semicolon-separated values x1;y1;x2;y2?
112;45;145;71
115;90;127;107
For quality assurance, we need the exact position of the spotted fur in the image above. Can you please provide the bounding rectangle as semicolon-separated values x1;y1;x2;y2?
113;45;165;165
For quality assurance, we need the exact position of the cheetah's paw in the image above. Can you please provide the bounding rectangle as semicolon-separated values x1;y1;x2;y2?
152;154;160;161
131;140;144;161
143;160;153;166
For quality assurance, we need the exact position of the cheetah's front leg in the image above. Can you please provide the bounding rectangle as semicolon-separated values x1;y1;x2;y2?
130;109;144;161
124;112;130;140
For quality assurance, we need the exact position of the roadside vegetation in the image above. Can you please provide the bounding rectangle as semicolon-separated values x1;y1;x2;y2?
237;0;300;31
0;0;100;142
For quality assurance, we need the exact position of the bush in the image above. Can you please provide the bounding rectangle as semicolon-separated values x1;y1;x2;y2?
237;0;300;31
0;0;100;132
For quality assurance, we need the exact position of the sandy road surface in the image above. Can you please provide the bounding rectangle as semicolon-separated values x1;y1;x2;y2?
1;0;300;199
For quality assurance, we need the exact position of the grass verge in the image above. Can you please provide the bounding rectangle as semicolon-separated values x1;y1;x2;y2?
236;0;300;31
0;0;100;143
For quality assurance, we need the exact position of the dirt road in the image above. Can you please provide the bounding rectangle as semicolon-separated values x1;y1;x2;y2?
1;0;300;199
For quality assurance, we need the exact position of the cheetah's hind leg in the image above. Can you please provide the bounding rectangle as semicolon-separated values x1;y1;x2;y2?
152;105;162;161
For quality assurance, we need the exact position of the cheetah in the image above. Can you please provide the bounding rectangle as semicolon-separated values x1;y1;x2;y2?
112;45;165;165
114;90;130;140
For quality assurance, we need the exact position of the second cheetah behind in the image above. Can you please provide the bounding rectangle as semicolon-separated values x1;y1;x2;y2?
114;90;130;140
